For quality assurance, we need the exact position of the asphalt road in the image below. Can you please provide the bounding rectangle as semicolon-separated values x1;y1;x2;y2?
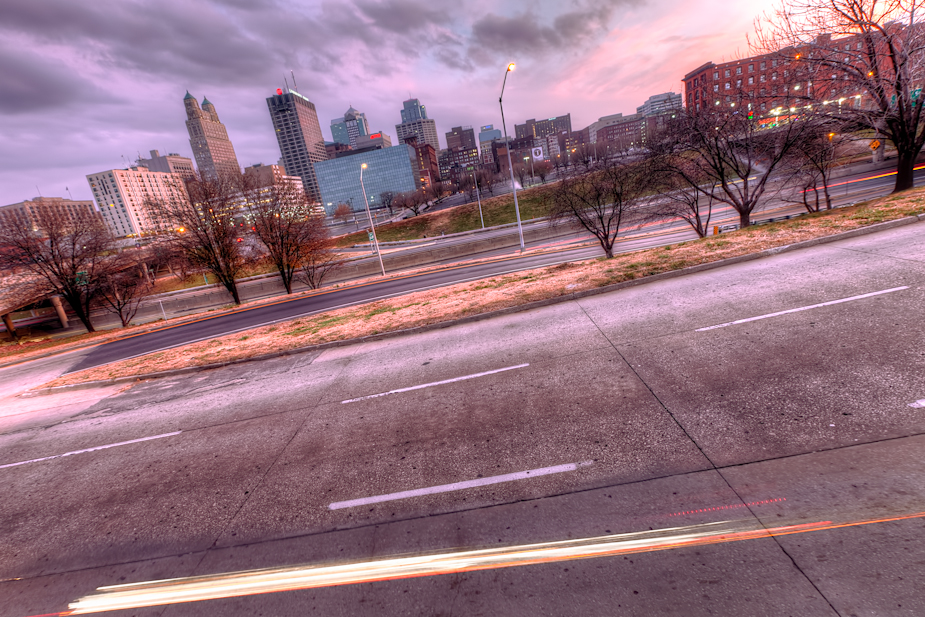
2;221;923;615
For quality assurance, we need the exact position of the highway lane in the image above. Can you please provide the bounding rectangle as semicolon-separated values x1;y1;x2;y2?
63;162;925;374
64;248;596;374
3;222;924;615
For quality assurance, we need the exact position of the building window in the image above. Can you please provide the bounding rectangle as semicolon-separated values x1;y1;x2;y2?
748;76;754;84
736;79;742;87
772;72;778;80
748;64;754;73
760;74;767;82
725;82;731;90
772;59;778;67
760;61;766;70
736;67;742;75
714;84;719;92
713;71;719;79
725;69;731;77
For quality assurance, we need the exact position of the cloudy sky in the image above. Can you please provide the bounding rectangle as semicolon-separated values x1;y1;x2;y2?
0;0;775;205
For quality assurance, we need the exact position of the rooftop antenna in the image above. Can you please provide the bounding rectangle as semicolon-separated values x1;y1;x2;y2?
284;76;290;93
290;70;299;93
35;185;43;197
66;186;74;200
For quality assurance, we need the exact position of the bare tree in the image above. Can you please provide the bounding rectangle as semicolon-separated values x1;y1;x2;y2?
378;191;395;215
784;122;845;211
549;161;653;258
247;176;326;294
98;270;151;327
661;106;812;227
402;189;428;216
0;205;117;332
535;160;553;183
149;173;249;304
333;203;353;224
514;163;530;188
478;170;499;196
754;0;925;192
298;227;342;289
646;154;718;238
460;174;478;202
426;181;448;205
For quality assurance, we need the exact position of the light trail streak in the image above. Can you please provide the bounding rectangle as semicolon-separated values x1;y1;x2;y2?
57;509;925;614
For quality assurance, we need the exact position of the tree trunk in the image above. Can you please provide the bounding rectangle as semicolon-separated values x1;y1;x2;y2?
67;299;95;333
893;152;916;193
281;269;293;294
738;210;752;229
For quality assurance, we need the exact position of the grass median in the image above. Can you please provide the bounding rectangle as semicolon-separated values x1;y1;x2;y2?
40;187;925;389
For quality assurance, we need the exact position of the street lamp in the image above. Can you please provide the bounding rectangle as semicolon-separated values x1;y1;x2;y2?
359;163;386;276
472;168;485;229
524;155;534;185
499;61;525;253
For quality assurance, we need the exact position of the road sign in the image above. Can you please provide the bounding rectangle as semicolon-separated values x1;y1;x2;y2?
367;232;374;242
532;147;544;161
75;271;88;286
870;139;881;150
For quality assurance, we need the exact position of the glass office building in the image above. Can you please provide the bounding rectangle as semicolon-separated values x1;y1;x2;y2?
314;145;419;214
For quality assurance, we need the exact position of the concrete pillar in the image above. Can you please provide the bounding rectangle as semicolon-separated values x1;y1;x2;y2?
50;296;69;329
1;313;17;340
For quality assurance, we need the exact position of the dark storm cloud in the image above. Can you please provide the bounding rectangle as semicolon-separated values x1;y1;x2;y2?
355;0;450;34
469;0;633;62
0;45;109;114
0;0;280;84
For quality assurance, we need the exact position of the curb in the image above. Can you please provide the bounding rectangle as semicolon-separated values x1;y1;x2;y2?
24;214;923;397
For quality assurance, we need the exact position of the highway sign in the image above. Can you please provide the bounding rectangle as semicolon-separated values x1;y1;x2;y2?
870;139;881;150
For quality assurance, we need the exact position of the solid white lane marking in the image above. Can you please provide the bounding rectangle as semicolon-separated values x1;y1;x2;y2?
341;363;530;404
0;431;182;469
329;460;592;510
696;286;909;332
909;399;925;409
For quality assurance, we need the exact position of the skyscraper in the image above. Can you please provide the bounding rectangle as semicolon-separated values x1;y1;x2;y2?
400;98;427;123
395;98;439;150
330;106;371;147
267;88;328;202
183;92;241;180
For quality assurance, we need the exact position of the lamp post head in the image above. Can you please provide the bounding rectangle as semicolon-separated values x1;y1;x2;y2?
361;163;368;169
507;62;516;72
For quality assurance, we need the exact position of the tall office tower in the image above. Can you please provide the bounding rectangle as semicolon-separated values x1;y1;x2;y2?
136;150;196;178
183;92;241;180
329;106;371;147
267;88;328;203
395;98;439;150
445;126;477;151
401;98;427;123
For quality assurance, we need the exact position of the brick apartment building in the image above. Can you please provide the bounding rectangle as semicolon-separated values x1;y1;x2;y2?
683;33;878;116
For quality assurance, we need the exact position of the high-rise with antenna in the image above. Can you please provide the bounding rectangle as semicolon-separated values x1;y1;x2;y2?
266;87;327;202
183;91;241;180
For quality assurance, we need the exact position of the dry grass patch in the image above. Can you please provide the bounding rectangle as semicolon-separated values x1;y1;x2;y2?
42;190;925;389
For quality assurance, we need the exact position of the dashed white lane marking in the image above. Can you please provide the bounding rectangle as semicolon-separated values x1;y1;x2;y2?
909;399;925;408
696;286;909;332
329;460;593;510
341;363;530;404
0;431;182;469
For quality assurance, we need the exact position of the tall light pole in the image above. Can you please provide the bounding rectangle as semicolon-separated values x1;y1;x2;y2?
472;168;484;229
359;163;386;276
499;62;525;253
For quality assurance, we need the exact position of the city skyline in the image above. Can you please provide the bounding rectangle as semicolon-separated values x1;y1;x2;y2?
0;0;776;205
